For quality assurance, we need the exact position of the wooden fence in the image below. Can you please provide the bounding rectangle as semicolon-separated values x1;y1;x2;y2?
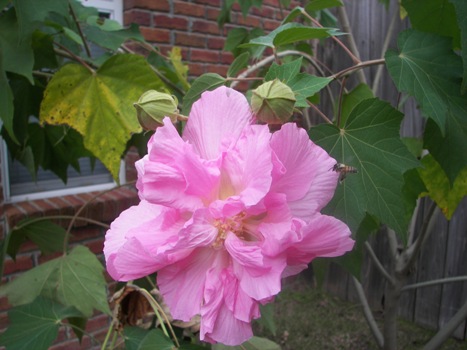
315;0;467;341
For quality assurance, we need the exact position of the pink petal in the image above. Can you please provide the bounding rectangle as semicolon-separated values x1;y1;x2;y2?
225;234;265;273
200;269;254;345
183;86;254;160
175;209;218;249
104;201;185;281
270;123;339;218
137;118;220;211
158;248;229;321
285;213;354;270
221;125;273;206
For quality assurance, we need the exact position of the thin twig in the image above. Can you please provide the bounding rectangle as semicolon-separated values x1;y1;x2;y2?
365;242;395;286
69;2;92;58
331;59;385;80
386;227;399;261
352;277;384;348
63;181;136;252
12;215;109;231
371;9;397;94
300;9;361;65
53;42;95;74
32;71;54;79
401;276;467;292
423;299;467;350
306;100;333;124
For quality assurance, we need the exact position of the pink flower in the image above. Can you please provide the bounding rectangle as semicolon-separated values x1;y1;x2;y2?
104;86;354;345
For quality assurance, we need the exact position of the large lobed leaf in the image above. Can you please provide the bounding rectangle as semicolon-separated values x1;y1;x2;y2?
309;98;419;237
386;29;467;184
40;54;166;181
0;296;83;350
449;0;467;93
124;327;174;350
0;245;110;317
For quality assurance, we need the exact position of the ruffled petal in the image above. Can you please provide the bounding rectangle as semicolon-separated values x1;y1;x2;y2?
285;213;354;271
221;125;273;206
183;86;254;160
175;208;217;249
224;234;265;273
200;269;255;345
104;201;186;281
270;123;338;218
137;118;220;211
158;248;229;321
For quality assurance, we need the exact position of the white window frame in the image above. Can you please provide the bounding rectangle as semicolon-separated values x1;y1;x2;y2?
1;0;125;203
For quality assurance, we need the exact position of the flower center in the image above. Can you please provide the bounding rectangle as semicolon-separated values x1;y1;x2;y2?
211;212;247;249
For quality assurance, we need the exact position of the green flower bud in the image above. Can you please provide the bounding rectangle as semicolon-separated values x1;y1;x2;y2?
134;90;179;130
251;79;296;124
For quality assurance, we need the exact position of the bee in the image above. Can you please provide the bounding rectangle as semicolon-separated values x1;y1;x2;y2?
330;163;358;183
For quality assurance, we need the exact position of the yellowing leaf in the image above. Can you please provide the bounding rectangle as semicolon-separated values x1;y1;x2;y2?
168;47;190;90
418;155;467;219
40;54;165;180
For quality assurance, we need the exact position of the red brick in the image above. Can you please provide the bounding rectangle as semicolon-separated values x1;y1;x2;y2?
154;14;188;30
191;49;220;63
251;6;275;17
0;221;5;240
37;251;62;264
3;255;34;275
99;193;118;222
174;1;205;17
206;64;229;76
263;0;280;6
33;199;61;219
235;14;261;27
192;19;221;35
124;9;151;27
206;7;221;21
193;0;220;5
263;19;280;31
128;0;170;12
140;27;171;43
220;51;234;64
207;36;225;49
81;238;104;255
188;62;206;76
86;313;111;331
4;203;28;229
69;226;103;243
175;32;206;48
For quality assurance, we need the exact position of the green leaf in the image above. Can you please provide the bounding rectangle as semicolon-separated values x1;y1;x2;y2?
168;47;190;91
0;8;34;83
287;74;332;107
12;0;68;42
227;51;250;78
402;0;460;48
67;316;87;341
86;15;123;31
213;337;281;350
305;0;343;12
258;303;276;336
0;297;83;350
0;61;16;144
385;29;463;135
418;155;467;219
282;7;304;24
182;73;226;115
124;327;174;350
7;219;66;260
265;58;303;83
265;58;332;107
0;245;111;317
62;27;84;46
243;23;337;49
450;0;467;93
309;98;419;236
84;23;145;51
339;83;374;127
40;54;165;181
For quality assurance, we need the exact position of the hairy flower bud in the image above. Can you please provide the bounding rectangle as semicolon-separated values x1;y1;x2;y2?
251;79;296;124
134;90;179;130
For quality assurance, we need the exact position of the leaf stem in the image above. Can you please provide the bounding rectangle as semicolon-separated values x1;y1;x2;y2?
100;319;115;350
63;181;136;252
331;59;385;80
53;42;95;74
306;100;333;124
300;8;361;65
69;2;92;58
12;215;110;232
336;75;347;127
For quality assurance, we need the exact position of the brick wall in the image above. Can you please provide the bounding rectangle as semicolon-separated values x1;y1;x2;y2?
0;1;298;348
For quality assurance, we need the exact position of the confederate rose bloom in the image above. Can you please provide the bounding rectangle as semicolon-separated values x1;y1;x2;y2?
104;86;354;345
